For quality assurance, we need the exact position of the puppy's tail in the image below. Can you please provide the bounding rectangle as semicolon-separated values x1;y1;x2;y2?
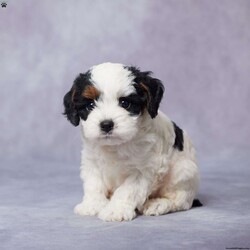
192;199;203;208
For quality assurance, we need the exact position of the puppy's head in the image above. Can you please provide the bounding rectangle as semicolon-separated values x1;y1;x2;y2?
63;63;164;145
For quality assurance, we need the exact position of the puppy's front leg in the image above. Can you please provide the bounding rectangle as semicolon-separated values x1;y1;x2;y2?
74;163;109;216
98;172;150;221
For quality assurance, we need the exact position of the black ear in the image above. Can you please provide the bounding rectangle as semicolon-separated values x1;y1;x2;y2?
63;86;80;126
129;67;164;118
140;76;164;118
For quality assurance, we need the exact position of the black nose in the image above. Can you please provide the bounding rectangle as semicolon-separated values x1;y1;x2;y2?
100;120;114;133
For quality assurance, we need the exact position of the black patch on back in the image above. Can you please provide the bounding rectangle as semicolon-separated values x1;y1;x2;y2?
172;122;184;151
192;199;203;207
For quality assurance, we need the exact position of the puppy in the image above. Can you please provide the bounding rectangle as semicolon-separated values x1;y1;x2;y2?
63;62;201;221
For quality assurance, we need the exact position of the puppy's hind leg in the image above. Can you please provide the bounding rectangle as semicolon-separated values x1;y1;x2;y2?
141;198;173;216
142;159;199;216
167;159;199;212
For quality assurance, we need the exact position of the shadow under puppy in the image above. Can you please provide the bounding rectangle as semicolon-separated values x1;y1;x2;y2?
63;62;202;222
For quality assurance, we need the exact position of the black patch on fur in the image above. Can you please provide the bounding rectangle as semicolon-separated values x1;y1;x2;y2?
172;122;184;151
119;93;146;116
63;91;80;126
125;66;164;119
192;199;203;207
63;71;95;126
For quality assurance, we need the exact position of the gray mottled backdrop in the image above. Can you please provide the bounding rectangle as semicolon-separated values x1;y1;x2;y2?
1;0;249;164
1;1;250;249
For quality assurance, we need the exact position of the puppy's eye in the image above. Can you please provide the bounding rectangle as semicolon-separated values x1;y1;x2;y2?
120;99;131;110
85;101;95;111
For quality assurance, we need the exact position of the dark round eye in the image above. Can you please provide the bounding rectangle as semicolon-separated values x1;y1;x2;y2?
120;99;131;109
85;102;95;111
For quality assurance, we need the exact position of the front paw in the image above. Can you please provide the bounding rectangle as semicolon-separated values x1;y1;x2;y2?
74;198;109;216
98;202;136;222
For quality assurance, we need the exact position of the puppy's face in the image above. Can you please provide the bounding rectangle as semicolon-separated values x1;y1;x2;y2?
63;63;164;145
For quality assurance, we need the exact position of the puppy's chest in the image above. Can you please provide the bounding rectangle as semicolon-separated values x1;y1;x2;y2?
96;137;158;169
95;149;147;191
96;147;146;170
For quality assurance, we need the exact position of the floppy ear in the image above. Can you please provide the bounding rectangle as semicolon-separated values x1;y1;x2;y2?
139;75;164;118
130;67;164;119
63;86;80;126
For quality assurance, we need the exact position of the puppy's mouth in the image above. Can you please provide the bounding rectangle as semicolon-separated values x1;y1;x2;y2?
101;133;113;138
100;132;116;139
98;131;124;145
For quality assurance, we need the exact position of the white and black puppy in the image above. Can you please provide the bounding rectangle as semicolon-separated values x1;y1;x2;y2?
63;62;201;222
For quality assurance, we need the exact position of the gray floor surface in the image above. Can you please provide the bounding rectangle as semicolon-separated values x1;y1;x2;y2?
1;156;250;250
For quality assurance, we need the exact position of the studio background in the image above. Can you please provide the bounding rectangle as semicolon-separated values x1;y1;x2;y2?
1;1;250;249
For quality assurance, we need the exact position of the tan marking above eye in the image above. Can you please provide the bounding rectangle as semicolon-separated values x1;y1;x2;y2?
140;82;151;106
82;85;100;100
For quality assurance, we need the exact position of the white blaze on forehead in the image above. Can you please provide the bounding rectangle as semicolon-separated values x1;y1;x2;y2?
90;62;135;98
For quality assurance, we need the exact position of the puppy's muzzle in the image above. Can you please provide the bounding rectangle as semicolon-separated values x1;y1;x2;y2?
100;120;114;134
